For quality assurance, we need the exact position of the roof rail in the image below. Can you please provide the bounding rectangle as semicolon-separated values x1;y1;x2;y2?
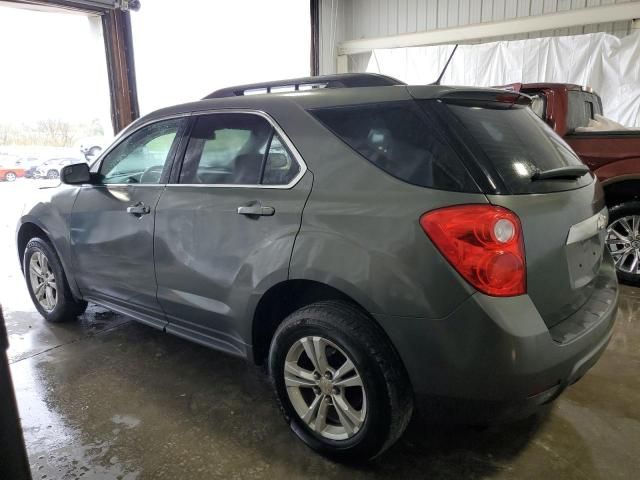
203;73;405;99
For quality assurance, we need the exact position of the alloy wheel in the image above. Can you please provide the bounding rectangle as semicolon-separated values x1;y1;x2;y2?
5;172;16;182
29;251;58;311
284;336;367;440
607;215;640;276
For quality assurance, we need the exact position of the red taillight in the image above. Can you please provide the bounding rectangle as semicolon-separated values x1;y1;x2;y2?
420;205;526;297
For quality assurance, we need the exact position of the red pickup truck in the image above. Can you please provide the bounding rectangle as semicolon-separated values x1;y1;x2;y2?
509;83;640;285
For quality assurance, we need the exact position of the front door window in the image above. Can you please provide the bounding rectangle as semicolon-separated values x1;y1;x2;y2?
99;118;183;184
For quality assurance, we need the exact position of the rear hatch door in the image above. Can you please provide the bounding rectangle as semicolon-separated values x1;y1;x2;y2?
412;87;608;328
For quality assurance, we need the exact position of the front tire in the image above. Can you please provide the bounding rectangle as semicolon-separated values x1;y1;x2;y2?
607;201;640;286
23;238;87;322
5;171;17;182
268;300;413;461
47;169;59;179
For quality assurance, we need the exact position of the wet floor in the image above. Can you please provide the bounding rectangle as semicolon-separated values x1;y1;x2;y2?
2;180;640;479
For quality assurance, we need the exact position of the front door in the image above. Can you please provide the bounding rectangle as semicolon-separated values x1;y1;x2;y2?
153;112;311;356
70;117;186;328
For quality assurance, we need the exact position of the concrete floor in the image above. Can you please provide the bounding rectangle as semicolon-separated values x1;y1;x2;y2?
2;180;640;479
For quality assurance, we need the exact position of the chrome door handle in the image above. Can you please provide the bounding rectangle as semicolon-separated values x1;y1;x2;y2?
237;204;275;216
126;202;151;216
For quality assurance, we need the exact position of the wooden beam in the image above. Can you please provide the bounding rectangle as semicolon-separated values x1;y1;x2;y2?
102;8;139;133
310;0;320;76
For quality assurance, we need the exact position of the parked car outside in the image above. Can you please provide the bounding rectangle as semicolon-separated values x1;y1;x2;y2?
505;83;640;285
34;157;84;180
0;158;25;182
17;74;619;460
17;157;44;179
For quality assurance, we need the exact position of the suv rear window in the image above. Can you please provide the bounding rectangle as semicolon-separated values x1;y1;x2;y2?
310;102;478;192
445;103;593;194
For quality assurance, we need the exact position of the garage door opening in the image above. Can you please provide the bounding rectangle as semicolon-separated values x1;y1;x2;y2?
0;4;112;189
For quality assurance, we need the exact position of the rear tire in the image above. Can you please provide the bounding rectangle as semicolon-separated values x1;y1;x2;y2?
47;169;59;179
607;201;640;286
268;300;413;461
23;238;87;322
5;171;17;182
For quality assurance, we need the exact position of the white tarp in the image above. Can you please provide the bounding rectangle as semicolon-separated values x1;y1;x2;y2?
366;32;640;127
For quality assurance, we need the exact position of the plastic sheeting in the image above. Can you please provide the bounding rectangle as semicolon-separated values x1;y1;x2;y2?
366;32;640;127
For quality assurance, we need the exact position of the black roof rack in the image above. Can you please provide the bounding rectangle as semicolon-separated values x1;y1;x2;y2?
203;73;405;99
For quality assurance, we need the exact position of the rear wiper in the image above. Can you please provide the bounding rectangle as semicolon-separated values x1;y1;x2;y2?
531;165;590;181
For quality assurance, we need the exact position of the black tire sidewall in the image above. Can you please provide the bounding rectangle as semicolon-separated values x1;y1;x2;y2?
269;314;393;460
23;238;79;322
608;201;640;286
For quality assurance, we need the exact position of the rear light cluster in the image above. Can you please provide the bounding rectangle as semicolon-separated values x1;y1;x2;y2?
420;205;526;297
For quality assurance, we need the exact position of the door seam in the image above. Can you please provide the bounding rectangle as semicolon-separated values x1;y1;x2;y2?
287;170;314;278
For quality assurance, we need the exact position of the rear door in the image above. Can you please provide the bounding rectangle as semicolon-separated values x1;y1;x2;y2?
153;111;311;355
418;93;608;329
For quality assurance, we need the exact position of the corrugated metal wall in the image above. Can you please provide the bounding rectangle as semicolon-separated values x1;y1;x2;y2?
320;0;634;73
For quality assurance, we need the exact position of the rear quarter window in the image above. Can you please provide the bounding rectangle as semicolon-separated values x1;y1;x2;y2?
309;101;478;193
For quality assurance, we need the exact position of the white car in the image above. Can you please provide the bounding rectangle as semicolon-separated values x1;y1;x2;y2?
35;158;85;180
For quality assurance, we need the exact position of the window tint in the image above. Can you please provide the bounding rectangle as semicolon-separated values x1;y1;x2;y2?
310;102;477;192
262;134;300;185
180;114;272;185
447;104;592;194
99;119;182;184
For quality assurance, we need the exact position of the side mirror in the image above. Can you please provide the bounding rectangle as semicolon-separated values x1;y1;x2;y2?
61;163;91;185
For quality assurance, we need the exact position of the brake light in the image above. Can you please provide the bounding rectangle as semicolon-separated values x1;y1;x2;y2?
420;205;526;297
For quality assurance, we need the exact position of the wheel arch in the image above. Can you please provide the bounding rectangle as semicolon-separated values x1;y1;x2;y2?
602;178;640;208
16;220;83;299
251;279;383;365
17;222;50;269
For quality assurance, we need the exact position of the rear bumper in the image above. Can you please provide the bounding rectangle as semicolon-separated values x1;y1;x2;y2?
375;259;618;423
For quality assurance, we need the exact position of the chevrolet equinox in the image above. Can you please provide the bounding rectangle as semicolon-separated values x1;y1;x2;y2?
17;74;619;460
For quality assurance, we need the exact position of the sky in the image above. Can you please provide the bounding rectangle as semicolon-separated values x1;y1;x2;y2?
0;6;110;127
0;0;310;130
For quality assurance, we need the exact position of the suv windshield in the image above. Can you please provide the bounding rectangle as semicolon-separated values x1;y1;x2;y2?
443;102;593;194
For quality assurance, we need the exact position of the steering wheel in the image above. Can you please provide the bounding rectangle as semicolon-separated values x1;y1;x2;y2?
139;165;164;184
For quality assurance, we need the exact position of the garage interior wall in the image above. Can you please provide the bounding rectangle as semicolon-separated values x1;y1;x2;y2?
319;0;637;74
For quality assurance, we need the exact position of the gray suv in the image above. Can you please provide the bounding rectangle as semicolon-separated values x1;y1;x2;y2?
17;74;618;460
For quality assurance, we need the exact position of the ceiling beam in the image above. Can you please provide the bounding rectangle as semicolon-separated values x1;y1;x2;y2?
339;1;640;55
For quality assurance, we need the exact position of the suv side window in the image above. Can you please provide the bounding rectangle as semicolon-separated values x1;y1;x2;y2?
99;118;183;184
262;133;300;185
311;101;478;192
179;113;301;186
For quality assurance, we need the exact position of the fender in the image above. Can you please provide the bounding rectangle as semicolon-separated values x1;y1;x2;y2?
16;185;83;299
288;228;473;320
594;157;640;186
